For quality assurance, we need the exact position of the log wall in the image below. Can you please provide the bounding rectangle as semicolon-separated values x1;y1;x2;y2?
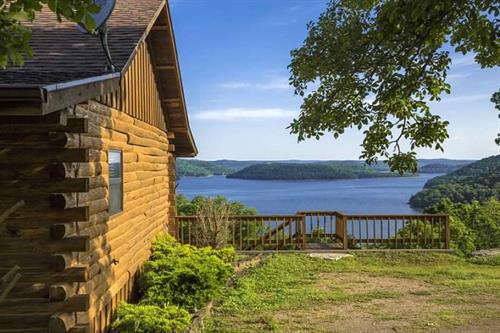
0;100;175;332
72;101;173;332
0;111;92;332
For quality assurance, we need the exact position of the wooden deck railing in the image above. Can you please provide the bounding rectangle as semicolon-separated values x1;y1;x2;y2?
175;211;450;251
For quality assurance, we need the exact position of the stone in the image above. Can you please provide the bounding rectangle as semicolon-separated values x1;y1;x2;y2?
308;253;353;261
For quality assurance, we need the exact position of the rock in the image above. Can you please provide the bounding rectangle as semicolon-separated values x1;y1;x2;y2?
471;248;500;257
308;253;353;261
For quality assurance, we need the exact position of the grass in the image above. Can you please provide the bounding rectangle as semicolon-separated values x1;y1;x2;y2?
204;252;500;333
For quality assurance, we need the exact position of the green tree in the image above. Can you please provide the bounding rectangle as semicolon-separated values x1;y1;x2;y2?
492;90;500;145
289;0;499;173
176;194;257;216
426;198;500;255
0;0;101;68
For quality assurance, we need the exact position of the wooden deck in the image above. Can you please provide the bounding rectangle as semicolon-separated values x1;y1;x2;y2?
175;211;450;251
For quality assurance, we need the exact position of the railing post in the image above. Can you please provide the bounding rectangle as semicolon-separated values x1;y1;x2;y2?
300;215;307;250
173;217;179;240
445;215;451;249
173;218;177;239
342;214;348;250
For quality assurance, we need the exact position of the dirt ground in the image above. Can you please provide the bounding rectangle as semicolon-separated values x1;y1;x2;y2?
205;254;500;333
272;273;500;333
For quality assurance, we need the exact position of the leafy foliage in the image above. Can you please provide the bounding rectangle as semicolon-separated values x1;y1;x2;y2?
426;198;500;255
289;0;499;173
141;234;234;312
492;90;500;145
196;196;232;248
227;162;404;180
410;155;499;209
176;194;257;216
0;0;102;68
396;220;443;249
111;303;190;333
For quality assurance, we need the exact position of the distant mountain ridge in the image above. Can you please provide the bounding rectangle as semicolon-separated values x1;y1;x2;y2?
418;162;471;174
177;158;474;177
226;162;403;180
409;155;500;209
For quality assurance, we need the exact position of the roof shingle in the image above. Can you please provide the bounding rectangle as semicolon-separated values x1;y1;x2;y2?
0;0;164;86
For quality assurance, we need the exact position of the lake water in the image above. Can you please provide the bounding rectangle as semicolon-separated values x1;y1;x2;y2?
177;174;441;215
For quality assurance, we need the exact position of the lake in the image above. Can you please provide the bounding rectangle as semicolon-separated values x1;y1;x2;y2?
177;174;441;215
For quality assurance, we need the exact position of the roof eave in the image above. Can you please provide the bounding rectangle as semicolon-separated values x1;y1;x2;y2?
163;1;198;157
0;73;121;115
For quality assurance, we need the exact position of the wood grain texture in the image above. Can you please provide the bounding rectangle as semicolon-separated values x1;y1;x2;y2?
73;102;173;332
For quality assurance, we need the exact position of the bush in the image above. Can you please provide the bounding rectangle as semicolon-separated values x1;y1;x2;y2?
196;197;232;248
177;195;260;248
176;194;257;216
149;234;236;263
397;219;444;249
112;303;190;333
467;255;500;266
426;198;500;255
141;234;234;312
448;215;476;256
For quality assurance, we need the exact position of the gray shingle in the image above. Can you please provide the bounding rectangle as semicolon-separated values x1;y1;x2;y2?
0;0;163;86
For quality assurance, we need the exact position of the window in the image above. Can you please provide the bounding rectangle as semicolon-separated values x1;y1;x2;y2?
108;150;123;215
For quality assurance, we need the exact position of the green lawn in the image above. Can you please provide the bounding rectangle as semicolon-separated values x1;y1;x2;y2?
204;252;500;333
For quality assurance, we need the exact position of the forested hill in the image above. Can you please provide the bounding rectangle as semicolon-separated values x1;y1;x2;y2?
226;163;402;180
177;158;473;177
409;155;500;209
418;162;471;174
176;159;233;177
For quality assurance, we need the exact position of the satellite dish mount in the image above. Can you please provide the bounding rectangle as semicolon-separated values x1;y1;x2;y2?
96;24;115;72
78;0;116;72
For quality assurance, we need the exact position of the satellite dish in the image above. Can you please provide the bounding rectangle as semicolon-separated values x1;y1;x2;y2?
77;0;116;72
78;0;116;33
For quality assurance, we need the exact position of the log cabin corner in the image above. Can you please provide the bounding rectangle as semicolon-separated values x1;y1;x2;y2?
0;0;197;332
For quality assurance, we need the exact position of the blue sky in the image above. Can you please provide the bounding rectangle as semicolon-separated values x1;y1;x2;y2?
170;0;499;161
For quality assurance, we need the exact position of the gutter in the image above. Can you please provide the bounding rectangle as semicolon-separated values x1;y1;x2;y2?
0;72;121;115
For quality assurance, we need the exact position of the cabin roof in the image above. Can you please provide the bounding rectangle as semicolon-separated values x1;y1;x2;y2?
0;0;197;157
0;0;162;86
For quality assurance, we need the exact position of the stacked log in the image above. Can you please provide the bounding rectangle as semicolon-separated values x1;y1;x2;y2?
69;101;173;332
0;110;91;332
0;97;174;333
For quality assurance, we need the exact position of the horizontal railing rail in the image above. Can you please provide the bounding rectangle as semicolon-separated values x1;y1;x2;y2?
175;211;450;251
176;215;306;251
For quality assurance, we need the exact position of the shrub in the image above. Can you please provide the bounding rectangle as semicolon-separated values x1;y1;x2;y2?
177;195;259;248
112;303;189;333
468;255;500;266
149;234;236;263
196;197;232;248
448;215;476;256
141;235;234;312
176;194;257;216
426;198;500;255
397;220;443;249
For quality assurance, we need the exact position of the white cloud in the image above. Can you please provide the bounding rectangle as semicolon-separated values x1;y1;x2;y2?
220;82;251;89
220;77;291;91
447;72;471;80
450;54;476;67
439;93;491;103
255;77;290;90
193;108;296;120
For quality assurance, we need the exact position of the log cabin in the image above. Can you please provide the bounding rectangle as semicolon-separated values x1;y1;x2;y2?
0;0;197;332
